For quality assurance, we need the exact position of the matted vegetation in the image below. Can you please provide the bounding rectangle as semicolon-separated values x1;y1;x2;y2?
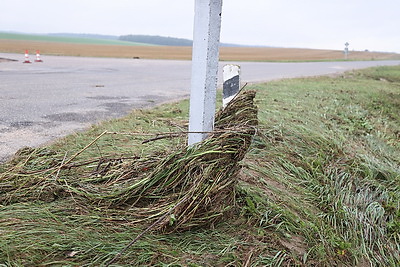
0;66;399;266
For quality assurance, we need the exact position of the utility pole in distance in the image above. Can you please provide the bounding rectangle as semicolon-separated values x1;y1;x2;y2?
188;0;223;146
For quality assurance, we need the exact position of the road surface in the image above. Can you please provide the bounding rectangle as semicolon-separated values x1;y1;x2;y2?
1;52;399;162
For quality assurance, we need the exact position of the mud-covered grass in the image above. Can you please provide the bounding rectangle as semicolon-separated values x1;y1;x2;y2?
1;66;399;266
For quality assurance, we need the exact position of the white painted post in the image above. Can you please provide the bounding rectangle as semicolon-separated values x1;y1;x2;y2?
222;64;241;108
188;0;223;146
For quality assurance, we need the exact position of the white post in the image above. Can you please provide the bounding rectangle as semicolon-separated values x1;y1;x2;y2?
188;0;223;146
344;42;349;60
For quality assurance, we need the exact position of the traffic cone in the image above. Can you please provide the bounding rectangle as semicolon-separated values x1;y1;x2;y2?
35;50;43;62
23;50;32;63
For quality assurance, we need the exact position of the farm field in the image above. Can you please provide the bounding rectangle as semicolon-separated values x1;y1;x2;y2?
0;32;149;46
1;33;399;61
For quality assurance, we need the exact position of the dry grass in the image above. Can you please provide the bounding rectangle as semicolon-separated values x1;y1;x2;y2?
1;39;399;61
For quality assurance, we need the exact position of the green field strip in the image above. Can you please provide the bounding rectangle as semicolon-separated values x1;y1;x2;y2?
0;32;155;46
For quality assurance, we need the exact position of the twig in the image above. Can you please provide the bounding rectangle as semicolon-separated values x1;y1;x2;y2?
107;130;218;136
54;151;68;181
109;130;233;144
141;133;181;144
140;128;246;144
46;131;108;178
63;131;108;167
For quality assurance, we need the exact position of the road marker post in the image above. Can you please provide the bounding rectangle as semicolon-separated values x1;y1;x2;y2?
222;64;241;108
23;50;32;63
188;0;223;146
344;42;349;60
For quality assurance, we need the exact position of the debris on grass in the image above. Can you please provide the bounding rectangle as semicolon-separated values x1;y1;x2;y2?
0;90;258;233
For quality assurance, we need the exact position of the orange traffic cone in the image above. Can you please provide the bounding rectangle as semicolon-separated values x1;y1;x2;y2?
35;50;43;62
23;50;32;63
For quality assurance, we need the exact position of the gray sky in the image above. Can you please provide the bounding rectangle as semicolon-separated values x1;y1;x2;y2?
1;0;399;53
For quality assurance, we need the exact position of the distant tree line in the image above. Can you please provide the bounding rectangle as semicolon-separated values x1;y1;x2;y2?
119;35;193;46
46;33;251;47
49;33;119;40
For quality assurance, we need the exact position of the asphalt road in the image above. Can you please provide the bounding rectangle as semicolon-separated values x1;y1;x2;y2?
1;52;399;162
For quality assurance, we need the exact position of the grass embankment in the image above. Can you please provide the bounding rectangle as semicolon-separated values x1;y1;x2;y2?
1;66;399;266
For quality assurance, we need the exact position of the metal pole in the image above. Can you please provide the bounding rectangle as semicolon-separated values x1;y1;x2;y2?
188;0;223;145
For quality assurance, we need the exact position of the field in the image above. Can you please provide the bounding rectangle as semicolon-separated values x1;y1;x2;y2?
1;33;399;61
0;66;399;266
0;32;149;46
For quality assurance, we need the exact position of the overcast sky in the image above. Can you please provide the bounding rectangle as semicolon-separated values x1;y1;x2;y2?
1;0;399;53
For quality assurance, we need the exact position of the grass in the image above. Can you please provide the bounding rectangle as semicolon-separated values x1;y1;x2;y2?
1;66;399;266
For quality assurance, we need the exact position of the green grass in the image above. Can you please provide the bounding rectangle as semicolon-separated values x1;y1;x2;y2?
242;66;400;265
1;66;399;266
0;32;153;46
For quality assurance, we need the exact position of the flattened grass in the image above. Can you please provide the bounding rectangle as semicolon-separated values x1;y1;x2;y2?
242;65;400;265
1;65;399;266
